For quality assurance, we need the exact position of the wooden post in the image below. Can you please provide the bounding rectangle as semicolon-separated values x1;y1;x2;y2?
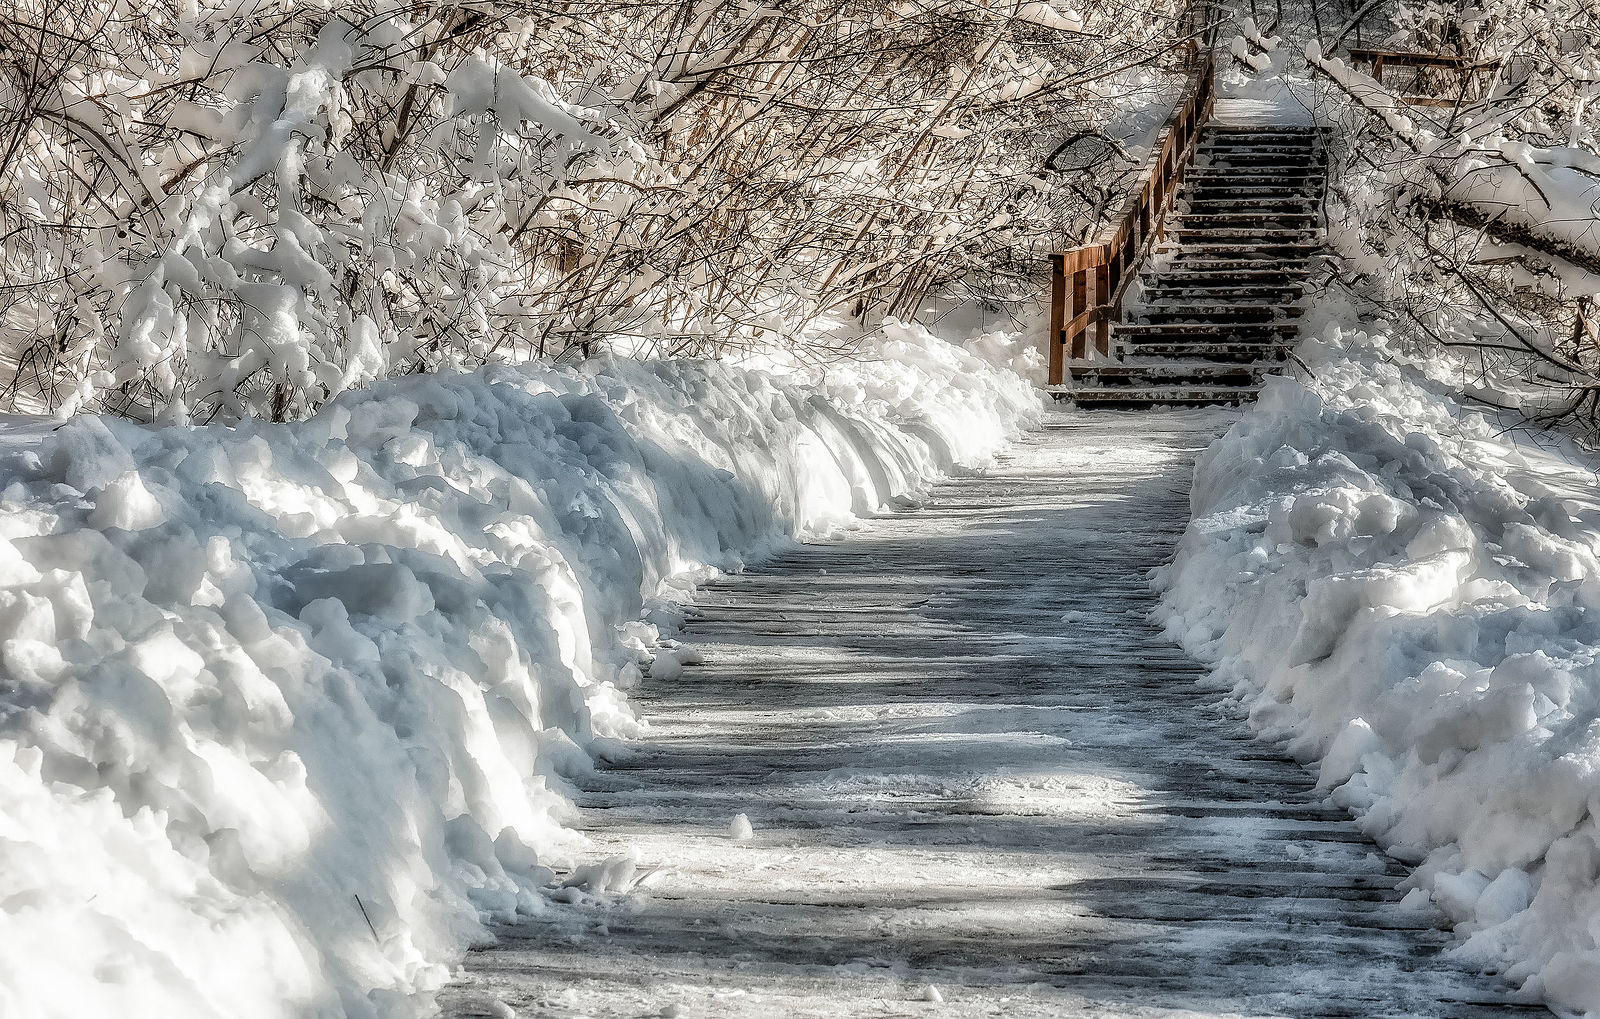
1047;253;1066;385
1093;262;1111;356
1070;267;1088;359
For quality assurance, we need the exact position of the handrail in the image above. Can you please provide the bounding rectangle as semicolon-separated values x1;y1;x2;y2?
1045;47;1217;385
1346;49;1502;107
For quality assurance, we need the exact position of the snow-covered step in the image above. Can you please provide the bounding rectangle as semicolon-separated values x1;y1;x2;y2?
1137;307;1304;324
1154;265;1313;278
1162;256;1316;270
1186;168;1325;182
1207;124;1319;135
1144;290;1305;305
1185;186;1321;199
1060;384;1265;406
1192;150;1324;161
1195;143;1322;156
1122;341;1290;362
1146;277;1308;290
1179;207;1318;220
1184;183;1322;196
1176;211;1320;224
1170;240;1321;255
1193;158;1324;171
1171;225;1318;238
1116;320;1300;338
1066;358;1268;381
1181;197;1320;210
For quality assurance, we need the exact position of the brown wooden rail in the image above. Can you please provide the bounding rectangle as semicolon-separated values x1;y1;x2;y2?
1347;49;1502;107
1046;49;1217;385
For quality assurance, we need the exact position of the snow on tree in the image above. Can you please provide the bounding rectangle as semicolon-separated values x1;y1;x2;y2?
1298;0;1600;427
0;0;1193;422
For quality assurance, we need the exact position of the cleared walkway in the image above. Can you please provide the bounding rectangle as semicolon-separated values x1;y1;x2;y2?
444;411;1546;1018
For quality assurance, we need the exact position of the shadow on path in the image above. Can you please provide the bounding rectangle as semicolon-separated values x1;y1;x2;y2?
444;411;1549;1019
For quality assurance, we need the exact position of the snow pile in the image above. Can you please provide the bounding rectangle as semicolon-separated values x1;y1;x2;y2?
1160;321;1600;1014
0;323;1039;1019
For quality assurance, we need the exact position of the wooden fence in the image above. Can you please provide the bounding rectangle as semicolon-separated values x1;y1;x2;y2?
1347;49;1502;107
1046;49;1217;385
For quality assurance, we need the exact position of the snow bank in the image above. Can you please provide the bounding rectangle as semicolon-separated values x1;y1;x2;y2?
0;323;1039;1019
1160;322;1600;1014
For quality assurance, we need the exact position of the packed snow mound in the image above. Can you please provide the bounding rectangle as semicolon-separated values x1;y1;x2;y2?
1159;322;1600;1014
0;323;1039;1019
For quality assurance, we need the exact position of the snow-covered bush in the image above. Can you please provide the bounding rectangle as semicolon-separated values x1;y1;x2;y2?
0;322;1040;1019
1296;0;1600;429
0;0;1188;421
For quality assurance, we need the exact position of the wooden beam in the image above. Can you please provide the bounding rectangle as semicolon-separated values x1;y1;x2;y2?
1048;254;1066;385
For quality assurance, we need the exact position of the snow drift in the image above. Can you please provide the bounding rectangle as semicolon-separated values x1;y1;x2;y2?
1160;321;1600;1014
0;323;1039;1019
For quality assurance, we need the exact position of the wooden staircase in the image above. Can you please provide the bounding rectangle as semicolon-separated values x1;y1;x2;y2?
1059;123;1326;407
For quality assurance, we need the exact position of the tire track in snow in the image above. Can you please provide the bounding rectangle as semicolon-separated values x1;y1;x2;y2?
444;410;1549;1018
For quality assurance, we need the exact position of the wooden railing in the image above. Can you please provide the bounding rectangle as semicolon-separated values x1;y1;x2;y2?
1347;49;1502;107
1046;48;1217;386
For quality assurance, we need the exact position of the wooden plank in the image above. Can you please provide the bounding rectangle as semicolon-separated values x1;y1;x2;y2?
1348;47;1501;71
1047;253;1066;385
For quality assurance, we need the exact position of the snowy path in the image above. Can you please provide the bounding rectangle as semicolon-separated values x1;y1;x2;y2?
444;411;1545;1019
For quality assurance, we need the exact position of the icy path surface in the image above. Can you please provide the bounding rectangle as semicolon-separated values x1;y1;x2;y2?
444;411;1545;1019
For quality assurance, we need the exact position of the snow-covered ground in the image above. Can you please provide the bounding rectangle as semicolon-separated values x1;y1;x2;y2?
0;322;1040;1019
1160;316;1600;1016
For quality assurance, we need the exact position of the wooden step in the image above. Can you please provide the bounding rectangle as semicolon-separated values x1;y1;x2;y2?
1186;179;1322;190
1185;187;1323;199
1116;321;1301;338
1163;255;1321;268
1163;254;1322;268
1121;341;1291;362
1182;197;1320;210
1205;124;1319;134
1152;266;1312;280
1179;220;1320;232
1067;360;1269;383
1194;155;1324;167
1152;278;1312;289
1175;223;1319;234
1178;211;1320;223
1148;291;1307;303
1137;309;1302;326
1188;168;1325;180
1171;242;1322;255
1145;286;1305;302
1139;297;1299;313
1196;143;1321;156
1051;383;1264;406
1194;160;1324;172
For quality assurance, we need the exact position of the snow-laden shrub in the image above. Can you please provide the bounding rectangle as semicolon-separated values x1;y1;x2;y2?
0;0;1186;421
1281;0;1600;428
